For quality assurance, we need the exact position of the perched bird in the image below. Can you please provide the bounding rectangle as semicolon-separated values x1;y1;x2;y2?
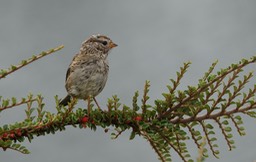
59;34;117;114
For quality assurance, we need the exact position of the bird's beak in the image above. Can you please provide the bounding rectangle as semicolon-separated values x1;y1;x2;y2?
109;42;118;49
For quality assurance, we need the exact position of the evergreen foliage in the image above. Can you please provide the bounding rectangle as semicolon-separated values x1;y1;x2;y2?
0;46;255;162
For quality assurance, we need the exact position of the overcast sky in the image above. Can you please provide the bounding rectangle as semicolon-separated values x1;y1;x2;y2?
1;1;256;162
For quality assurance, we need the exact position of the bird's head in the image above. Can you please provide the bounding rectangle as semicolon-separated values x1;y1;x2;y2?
81;34;117;58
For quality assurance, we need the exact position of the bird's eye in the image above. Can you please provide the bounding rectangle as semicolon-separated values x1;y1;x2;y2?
102;41;108;45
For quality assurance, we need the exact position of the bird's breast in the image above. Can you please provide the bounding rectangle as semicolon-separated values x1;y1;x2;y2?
66;58;109;99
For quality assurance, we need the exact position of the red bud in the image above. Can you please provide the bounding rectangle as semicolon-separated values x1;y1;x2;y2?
81;116;89;123
134;116;142;121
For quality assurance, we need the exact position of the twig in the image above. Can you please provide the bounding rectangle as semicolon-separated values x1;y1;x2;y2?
0;45;64;79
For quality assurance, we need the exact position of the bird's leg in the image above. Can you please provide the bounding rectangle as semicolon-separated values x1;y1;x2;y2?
93;97;102;111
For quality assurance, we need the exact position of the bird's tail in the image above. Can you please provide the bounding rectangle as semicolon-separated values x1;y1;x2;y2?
59;95;71;106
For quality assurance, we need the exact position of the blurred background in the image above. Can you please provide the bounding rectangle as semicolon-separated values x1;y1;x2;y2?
1;1;256;161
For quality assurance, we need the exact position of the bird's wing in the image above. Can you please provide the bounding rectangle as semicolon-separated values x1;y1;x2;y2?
65;67;71;81
65;53;80;81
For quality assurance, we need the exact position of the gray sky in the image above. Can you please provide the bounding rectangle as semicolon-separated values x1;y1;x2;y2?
1;1;256;162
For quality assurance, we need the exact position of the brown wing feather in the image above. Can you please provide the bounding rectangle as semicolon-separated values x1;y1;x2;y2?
65;67;71;81
65;53;79;81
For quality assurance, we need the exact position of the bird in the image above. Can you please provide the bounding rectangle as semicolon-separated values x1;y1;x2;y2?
59;34;117;114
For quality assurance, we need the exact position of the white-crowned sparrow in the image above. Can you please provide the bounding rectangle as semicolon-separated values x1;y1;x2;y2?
59;34;117;114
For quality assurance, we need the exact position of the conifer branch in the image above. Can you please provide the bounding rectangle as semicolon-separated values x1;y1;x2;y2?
160;56;256;119
0;47;256;162
0;45;64;79
214;118;232;150
141;130;168;162
0;96;37;112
